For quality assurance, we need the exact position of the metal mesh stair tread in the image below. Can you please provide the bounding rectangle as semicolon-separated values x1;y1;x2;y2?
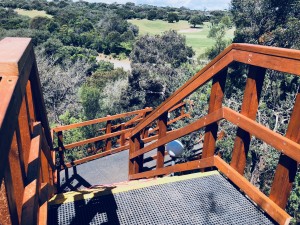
48;171;275;225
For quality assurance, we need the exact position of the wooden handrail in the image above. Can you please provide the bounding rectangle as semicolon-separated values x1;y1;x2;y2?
0;38;54;225
131;44;300;137
130;107;300;163
53;107;153;132
128;44;300;223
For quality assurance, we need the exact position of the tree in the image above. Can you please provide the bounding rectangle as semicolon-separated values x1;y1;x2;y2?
35;49;91;123
122;30;194;109
189;14;205;28
147;10;157;20
167;12;179;23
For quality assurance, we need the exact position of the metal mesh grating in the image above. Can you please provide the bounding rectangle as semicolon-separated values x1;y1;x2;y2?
49;173;275;225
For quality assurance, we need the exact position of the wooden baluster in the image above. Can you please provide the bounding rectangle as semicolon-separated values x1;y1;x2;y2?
202;68;227;159
156;112;168;169
57;131;65;169
4;164;19;225
9;131;25;223
18;95;32;176
141;109;151;139
25;81;36;134
269;89;300;208
128;133;143;176
120;123;125;146
180;104;185;116
29;59;53;149
105;116;112;151
230;66;266;174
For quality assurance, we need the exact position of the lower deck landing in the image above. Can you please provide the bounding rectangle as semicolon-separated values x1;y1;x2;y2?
49;171;274;225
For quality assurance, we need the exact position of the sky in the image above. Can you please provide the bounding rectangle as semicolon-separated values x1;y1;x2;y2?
84;0;231;10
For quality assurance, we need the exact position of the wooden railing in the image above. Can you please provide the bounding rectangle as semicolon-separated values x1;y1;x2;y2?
0;38;55;225
53;101;190;168
129;43;300;225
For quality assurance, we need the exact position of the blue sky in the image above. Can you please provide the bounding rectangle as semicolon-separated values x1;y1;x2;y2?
84;0;231;10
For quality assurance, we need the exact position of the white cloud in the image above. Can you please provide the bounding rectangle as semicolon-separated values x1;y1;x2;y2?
83;0;231;10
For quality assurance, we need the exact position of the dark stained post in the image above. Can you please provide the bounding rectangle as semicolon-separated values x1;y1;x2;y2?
230;66;266;174
128;133;143;176
105;116;112;151
156;112;168;169
269;89;300;208
57;131;65;169
180;104;185;116
202;68;227;159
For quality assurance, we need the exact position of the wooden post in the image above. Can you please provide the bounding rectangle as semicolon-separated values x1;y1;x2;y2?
128;133;143;177
9;131;25;223
156;112;168;169
119;123;126;146
202;68;227;159
141;109;151;139
105;116;112;151
180;104;185;116
230;66;266;174
57;131;65;169
269;89;300;208
4;164;19;225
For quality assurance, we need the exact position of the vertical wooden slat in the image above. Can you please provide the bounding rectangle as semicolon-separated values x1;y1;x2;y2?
119;123;125;146
38;183;49;225
8;132;24;223
128;134;142;177
21;123;41;225
0;178;12;225
105;117;112;151
202;68;227;159
25;81;35;134
156;112;168;169
269;90;300;208
230;66;266;174
57;131;65;169
17;96;31;175
29;59;53;149
4;165;19;225
40;151;49;183
180;104;185;116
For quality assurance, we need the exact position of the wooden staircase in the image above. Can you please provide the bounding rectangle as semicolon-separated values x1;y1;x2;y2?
0;37;299;225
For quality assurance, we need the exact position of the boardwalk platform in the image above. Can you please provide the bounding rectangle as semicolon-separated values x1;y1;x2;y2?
49;171;274;225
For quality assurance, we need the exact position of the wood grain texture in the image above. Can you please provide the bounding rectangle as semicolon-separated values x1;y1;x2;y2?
202;68;227;159
270;90;300;208
0;37;32;76
230;66;266;174
9;132;24;223
223;107;300;162
156;112;168;169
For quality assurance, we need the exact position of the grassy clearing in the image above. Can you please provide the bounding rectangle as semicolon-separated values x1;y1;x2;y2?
14;9;52;18
128;19;235;56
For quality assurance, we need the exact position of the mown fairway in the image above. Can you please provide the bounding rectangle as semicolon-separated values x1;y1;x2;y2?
128;19;235;56
14;9;52;18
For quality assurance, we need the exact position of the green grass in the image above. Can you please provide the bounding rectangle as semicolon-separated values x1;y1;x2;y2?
128;19;235;56
14;9;52;18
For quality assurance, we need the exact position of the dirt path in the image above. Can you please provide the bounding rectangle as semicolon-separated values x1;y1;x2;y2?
97;54;131;71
